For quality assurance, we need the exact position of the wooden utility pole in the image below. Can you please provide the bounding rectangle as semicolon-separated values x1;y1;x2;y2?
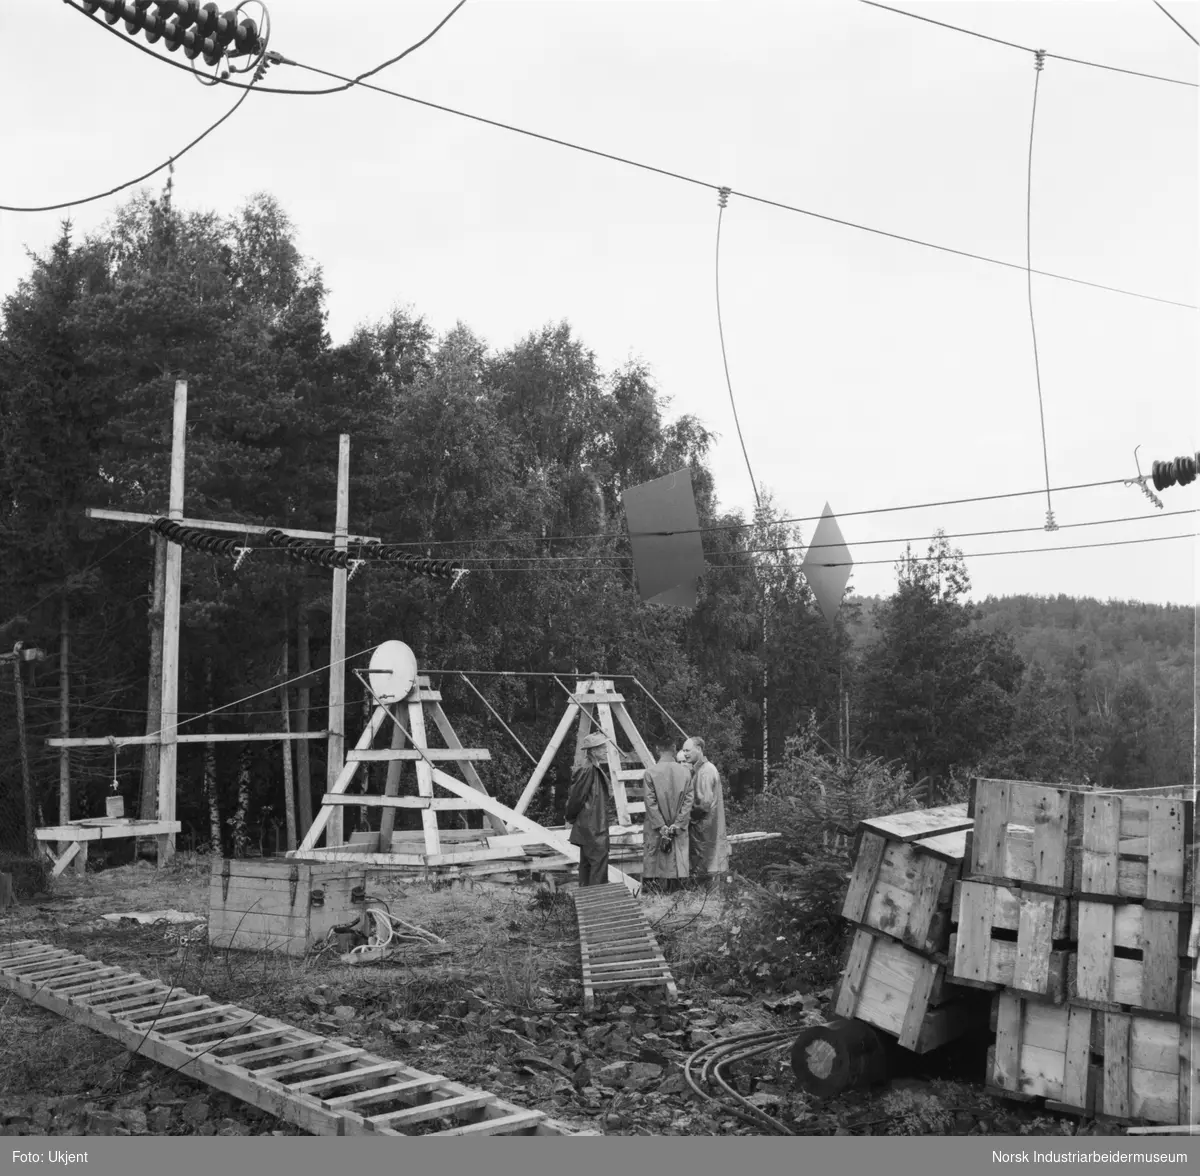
295;598;313;837
7;643;45;857
156;379;188;864
140;532;166;820
58;601;73;867
327;434;350;849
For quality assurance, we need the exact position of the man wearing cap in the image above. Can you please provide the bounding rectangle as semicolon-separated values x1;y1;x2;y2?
682;736;728;886
565;731;614;887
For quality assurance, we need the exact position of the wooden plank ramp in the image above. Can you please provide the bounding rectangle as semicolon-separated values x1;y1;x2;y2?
0;940;583;1136
571;884;677;1011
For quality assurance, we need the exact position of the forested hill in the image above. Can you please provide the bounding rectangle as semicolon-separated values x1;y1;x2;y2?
846;592;1195;792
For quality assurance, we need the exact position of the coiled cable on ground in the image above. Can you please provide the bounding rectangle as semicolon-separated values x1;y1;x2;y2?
684;1028;796;1135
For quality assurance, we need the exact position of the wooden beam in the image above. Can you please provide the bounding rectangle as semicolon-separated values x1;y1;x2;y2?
513;702;580;816
321;795;481;810
327;433;350;849
376;705;406;851
430;766;639;893
407;698;440;856
297;705;388;851
157;379;187;866
86;508;379;545
35;821;181;842
49;732;329;748
428;698;507;835
346;748;491;762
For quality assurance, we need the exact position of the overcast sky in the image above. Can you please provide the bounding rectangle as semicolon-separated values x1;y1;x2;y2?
3;0;1197;606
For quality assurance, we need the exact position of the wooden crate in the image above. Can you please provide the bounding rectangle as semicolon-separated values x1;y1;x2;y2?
951;880;1070;1000
834;927;977;1053
1068;901;1191;1016
986;991;1099;1114
208;859;368;956
965;778;1082;894
1073;792;1194;909
988;992;1200;1125
841;815;967;957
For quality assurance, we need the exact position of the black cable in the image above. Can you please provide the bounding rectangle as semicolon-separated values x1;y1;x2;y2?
1025;53;1055;527
254;60;1194;311
57;1;1198;309
1152;0;1200;47
859;0;1199;88
0;57;267;213
714;190;760;511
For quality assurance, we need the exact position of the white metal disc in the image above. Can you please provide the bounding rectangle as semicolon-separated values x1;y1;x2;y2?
367;640;418;703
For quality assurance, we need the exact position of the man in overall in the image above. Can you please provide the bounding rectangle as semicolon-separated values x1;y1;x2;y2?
565;731;614;887
642;735;694;891
682;736;728;888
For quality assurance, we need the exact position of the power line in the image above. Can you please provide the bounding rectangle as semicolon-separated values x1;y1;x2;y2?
276;58;1196;312
57;2;1197;309
699;530;1197;571
1152;0;1200;47
368;507;1198;565
0;59;268;214
859;0;1199;88
714;188;760;511
1025;52;1055;528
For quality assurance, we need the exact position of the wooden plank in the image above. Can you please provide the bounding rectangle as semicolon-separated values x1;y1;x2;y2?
1030;787;1071;890
911;828;969;862
1147;798;1186;905
365;1092;494;1129
513;703;580;816
1013;894;1056;995
255;1048;365;1079
286;1063;407;1095
595;692;630;826
319;795;482;810
322;1076;448;1109
346;749;491;762
428;700;507;836
297;706;388;851
610;700;655;768
904;854;948;951
1104;1013;1132;1120
86;508;380;545
842;831;886;924
1082;795;1120;895
971;780;1009;878
430;1109;546;1136
834;930;874;1019
898;957;938;1051
993;992;1023;1092
862;804;972;843
35;821;180;842
1143;909;1182;1014
953;881;994;983
1061;1005;1094;1111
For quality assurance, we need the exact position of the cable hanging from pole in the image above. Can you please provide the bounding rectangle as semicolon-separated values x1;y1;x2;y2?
1026;50;1057;532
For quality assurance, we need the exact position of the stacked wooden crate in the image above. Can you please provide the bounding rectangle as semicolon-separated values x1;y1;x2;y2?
834;804;986;1052
960;778;1199;1127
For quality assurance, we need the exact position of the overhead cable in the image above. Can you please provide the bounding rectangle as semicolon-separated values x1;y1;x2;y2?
859;0;1199;88
0;54;270;213
1151;0;1200;47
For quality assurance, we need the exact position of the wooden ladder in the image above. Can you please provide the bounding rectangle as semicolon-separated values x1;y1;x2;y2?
0;940;582;1136
572;884;677;1011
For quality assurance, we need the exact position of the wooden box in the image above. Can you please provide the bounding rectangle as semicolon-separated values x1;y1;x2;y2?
1073;792;1194;908
841;817;967;957
987;991;1099;1113
834;927;977;1053
966;778;1082;894
1069;901;1191;1016
952;880;1070;1000
208;859;368;956
988;992;1200;1125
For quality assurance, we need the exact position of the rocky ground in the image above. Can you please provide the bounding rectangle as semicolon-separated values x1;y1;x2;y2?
0;855;1125;1138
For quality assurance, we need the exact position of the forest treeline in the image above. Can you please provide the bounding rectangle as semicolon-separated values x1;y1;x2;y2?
1;189;1193;858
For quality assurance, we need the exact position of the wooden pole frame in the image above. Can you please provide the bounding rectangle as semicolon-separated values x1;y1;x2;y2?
45;383;372;869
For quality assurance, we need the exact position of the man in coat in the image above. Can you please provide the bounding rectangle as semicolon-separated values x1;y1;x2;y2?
565;731;614;887
642;735;694;890
682;736;728;886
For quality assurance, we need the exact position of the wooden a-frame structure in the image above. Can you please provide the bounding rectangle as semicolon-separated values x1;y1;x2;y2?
289;673;644;892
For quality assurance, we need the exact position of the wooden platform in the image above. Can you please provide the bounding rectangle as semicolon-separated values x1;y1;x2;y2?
0;940;582;1136
571;883;677;1011
35;818;182;878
